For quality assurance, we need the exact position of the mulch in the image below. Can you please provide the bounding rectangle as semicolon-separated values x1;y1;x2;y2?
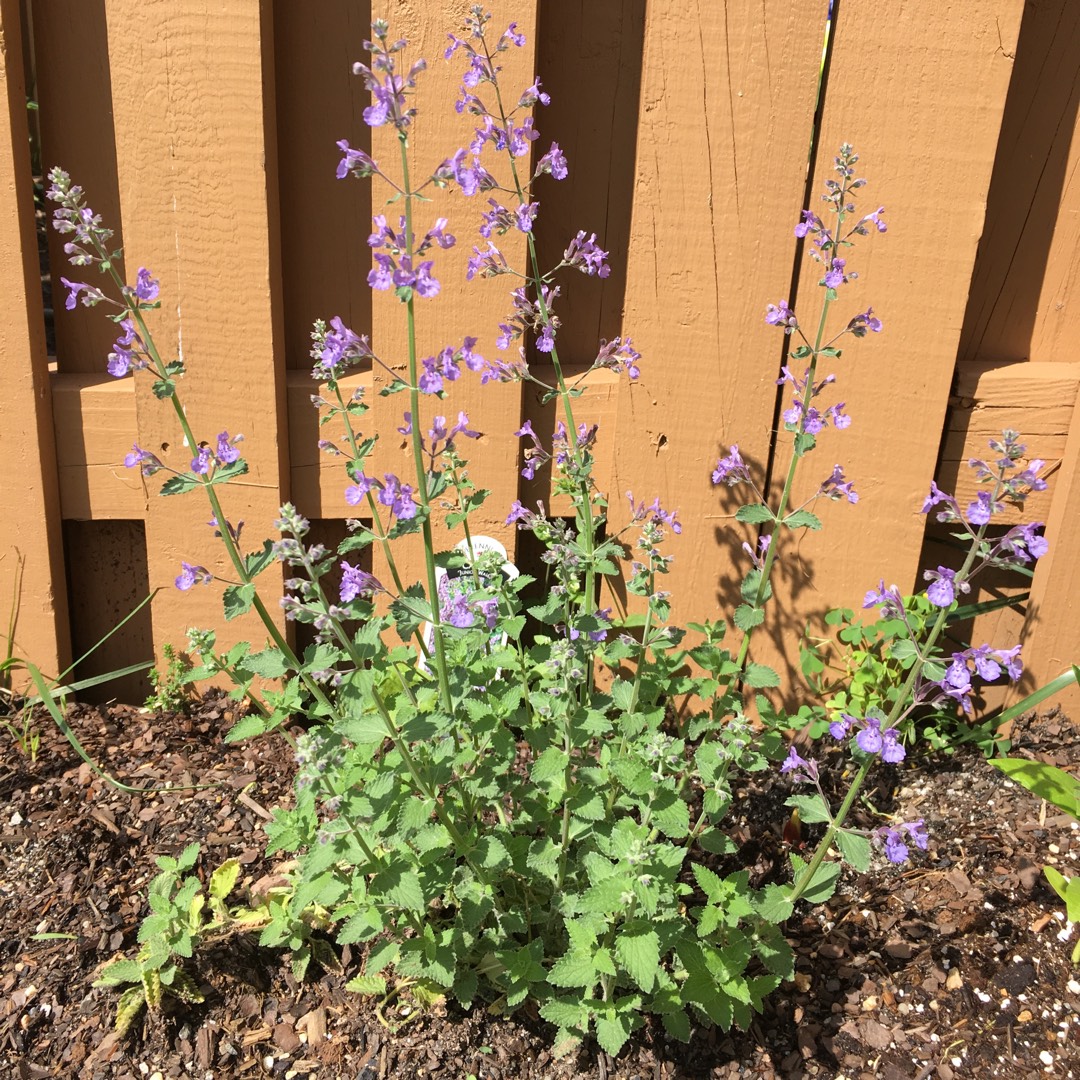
2;692;1079;1079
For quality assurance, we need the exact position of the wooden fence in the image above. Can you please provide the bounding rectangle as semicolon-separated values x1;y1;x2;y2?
1;0;1077;714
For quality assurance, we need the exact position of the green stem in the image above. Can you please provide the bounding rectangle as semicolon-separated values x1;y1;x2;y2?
397;131;455;715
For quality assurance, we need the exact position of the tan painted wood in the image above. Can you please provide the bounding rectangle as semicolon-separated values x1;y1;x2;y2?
0;0;69;679
31;0;123;374
273;2;373;371
609;0;826;630
1010;402;1080;715
105;0;287;659
938;361;1080;526
958;0;1080;368
759;0;1026;693
51;373;144;520
365;0;538;588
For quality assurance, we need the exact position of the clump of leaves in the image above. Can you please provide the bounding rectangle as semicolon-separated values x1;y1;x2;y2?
145;642;194;714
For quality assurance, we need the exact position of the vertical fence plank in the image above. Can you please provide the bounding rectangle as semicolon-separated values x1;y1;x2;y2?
104;0;287;658
755;0;1026;693
0;0;69;680
31;0;122;374
364;1;538;588
609;0;826;630
1011;410;1080;714
958;0;1080;367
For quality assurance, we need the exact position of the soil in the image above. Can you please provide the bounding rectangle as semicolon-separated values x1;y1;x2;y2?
2;694;1079;1080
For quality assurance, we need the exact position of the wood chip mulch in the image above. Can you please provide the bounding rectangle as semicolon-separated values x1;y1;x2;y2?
1;693;1079;1079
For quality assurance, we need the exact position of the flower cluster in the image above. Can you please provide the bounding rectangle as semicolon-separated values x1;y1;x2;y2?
829;712;905;763
593;337;641;379
344;472;417;520
191;431;243;476
928;644;1023;714
419;338;484;393
352;20;427;132
312;316;374;379
875;820;928;864
711;445;752;487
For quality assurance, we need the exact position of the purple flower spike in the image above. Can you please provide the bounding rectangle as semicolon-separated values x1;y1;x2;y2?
780;745;819;784
134;267;160;303
711;445;751;487
765;301;798;333
340;562;384;603
175;562;212;591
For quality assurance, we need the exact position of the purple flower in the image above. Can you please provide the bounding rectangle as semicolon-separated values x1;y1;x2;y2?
335;140;377;180
216;431;242;465
966;490;999;526
134;267;160;302
854;716;905;763
996;522;1048;564
923;566;967;608
378;474;416;520
627;492;682;534
536;141;568;180
60;277;91;310
780;746;819;784
829;713;855;741
921;480;959;521
369;253;395;291
711;445;751;487
847;307;883;337
344;474;376;506
819;463;858;503
563;231;610;278
823;258;846;289
175;562;212;591
594;337;641;379
123;444;163;475
863;580;904;619
876;820;927;865
316;316;373;373
765;301;798;332
340;562;384;603
191;445;213;475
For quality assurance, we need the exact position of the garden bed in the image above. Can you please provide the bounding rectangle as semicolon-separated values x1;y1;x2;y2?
1;696;1078;1079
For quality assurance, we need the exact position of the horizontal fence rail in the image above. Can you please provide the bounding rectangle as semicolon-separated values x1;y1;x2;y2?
0;0;1076;714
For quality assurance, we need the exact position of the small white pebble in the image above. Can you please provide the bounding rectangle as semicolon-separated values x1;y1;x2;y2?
976;990;993;1003
951;1058;963;1067
8;812;23;826
1041;1050;1055;1065
1002;999;1013;1010
1068;980;1080;994
1050;843;1061;854
263;1057;274;1071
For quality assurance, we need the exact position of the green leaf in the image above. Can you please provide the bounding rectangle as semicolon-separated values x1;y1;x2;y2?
783;510;822;531
789;853;841;904
594;1004;638;1056
371;866;425;913
743;663;780;689
614;922;660;993
243;648;290;679
94;958;144;987
244;541;276;579
834;829;871;872
990;758;1080;820
208;858;240;900
547;950;597;989
224;712;266;742
345;973;387;996
754;883;794;923
733;604;765;632
1044;867;1080;923
159;473;201;496
793;431;816;457
223;584;257;621
735;504;774;525
531;746;569;783
786;794;832;825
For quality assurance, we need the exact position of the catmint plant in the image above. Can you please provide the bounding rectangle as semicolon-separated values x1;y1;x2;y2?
52;7;1057;1059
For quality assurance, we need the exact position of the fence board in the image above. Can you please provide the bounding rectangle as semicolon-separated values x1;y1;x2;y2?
757;0;1026;692
365;0;538;589
104;0;287;659
0;0;69;679
1012;405;1080;714
31;0;121;375
958;0;1080;367
608;0;826;630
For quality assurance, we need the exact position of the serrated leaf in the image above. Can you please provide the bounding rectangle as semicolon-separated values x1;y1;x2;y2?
530;746;569;783
661;1007;691;1042
594;1007;636;1056
94;958;143;987
697;828;737;855
614;922;660;993
337;907;385;945
345;974;387;996
223;584;256;621
539;996;591;1032
783;510;822;531
208;858;240;900
114;985;147;1036
547;950;598;989
733;604;765;631
243;648;291;679
168;968;205;1003
743;663;780;689
735;504;775;525
754;883;794;923
790;853;841;904
786;793;832;825
834;829;871;872
224;712;267;743
159;473;201;496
